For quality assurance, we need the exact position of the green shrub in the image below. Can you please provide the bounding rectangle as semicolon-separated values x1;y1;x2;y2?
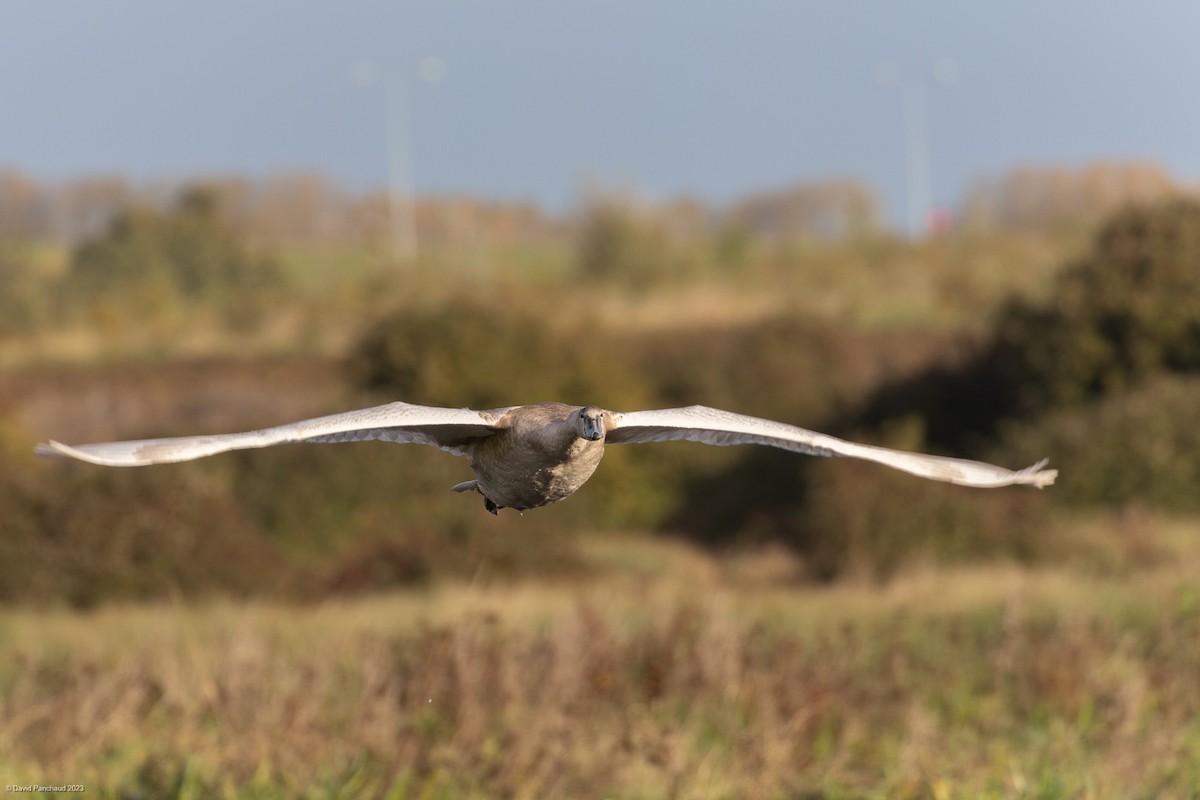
666;442;1052;581
3;446;283;607
994;376;1200;511
347;298;641;409
633;315;858;423
573;196;679;287
988;197;1200;416
8;422;586;606
64;186;282;329
857;198;1200;454
795;458;1053;581
0;239;51;334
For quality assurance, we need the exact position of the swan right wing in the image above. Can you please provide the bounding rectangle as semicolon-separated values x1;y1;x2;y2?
35;401;516;466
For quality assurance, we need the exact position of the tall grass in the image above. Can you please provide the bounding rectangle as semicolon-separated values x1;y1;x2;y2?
2;517;1198;798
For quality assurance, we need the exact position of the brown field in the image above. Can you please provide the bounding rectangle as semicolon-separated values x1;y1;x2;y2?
2;518;1199;799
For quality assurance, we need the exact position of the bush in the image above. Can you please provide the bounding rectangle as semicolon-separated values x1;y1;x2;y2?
856;198;1200;455
3;444;283;607
573;195;680;287
633;315;860;424
0;239;52;334
8;417;587;606
666;440;1052;581
65;186;281;329
987;197;1200;416
994;376;1200;511
794;459;1053;581
347;297;643;410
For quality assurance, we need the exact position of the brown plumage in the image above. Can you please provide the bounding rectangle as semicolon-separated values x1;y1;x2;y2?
450;403;612;513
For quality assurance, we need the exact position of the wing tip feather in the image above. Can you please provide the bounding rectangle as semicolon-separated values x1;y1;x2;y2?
34;440;66;458
33;439;143;466
1017;458;1056;488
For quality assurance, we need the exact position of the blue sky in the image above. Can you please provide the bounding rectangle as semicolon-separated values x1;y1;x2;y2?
4;2;1200;227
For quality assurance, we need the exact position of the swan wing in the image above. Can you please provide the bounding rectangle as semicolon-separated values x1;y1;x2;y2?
607;405;1056;488
35;401;515;466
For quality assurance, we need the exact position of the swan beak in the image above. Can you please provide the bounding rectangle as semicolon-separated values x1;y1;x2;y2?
583;416;605;441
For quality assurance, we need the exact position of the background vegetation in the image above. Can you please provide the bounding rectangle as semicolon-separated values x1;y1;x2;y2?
2;164;1199;796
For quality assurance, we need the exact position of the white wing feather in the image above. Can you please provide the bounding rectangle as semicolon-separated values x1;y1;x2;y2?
34;402;512;467
607;405;1056;489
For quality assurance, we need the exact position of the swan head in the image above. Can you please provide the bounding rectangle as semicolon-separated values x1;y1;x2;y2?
576;406;608;441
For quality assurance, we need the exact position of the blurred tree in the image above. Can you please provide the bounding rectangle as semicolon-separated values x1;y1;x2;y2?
670;198;1200;554
961;161;1180;233
0;239;48;334
985;197;1200;415
857;197;1200;452
573;191;679;286
0;170;143;243
347;298;646;410
1;443;283;607
0;171;54;239
65;185;281;327
995;376;1200;511
725;179;882;241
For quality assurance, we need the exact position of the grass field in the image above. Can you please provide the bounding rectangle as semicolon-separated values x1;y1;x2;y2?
2;515;1198;799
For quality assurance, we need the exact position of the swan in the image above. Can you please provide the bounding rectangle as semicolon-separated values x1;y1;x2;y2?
36;401;1056;514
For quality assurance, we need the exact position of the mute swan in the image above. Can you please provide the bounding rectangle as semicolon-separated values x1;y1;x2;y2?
36;401;1056;514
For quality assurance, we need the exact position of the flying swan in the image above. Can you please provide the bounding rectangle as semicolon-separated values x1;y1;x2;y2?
36;401;1056;514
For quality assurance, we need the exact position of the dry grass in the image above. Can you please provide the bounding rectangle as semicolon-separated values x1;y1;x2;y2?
2;516;1199;799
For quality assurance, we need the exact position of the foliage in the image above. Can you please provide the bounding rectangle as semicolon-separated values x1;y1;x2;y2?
64;187;282;330
0;441;282;608
346;297;631;409
223;442;586;583
961;160;1181;232
0;239;51;334
350;301;874;433
572;193;684;286
12;425;588;609
667;446;1052;582
995;376;1200;511
857;198;1200;455
726;178;883;240
989;197;1200;415
633;315;861;423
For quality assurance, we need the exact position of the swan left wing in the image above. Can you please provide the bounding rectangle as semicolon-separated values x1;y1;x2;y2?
35;401;515;467
606;405;1056;489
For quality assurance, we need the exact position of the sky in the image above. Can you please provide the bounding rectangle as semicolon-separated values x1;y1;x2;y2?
4;2;1200;230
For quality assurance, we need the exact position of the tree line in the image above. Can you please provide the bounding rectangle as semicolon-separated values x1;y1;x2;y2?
3;160;1190;251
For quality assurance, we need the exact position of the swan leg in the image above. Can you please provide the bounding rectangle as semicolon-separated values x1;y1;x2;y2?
484;496;500;515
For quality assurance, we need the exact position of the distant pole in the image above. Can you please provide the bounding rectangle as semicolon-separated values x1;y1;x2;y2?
901;80;931;239
385;75;418;263
878;58;957;238
351;58;424;263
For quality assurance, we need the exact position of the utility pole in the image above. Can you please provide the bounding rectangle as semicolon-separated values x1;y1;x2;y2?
878;58;958;238
353;56;445;263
